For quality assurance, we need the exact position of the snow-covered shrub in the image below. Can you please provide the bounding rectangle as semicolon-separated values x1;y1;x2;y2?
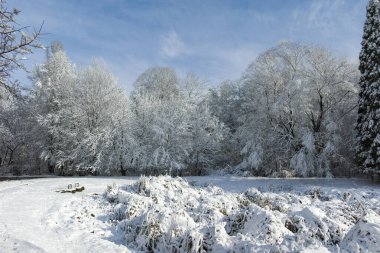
104;176;243;252
340;211;380;253
104;176;380;253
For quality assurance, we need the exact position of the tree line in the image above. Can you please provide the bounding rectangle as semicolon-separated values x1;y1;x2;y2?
0;41;360;177
1;0;379;177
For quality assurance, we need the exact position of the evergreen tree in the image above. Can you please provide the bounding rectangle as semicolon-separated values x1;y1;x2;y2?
356;0;380;175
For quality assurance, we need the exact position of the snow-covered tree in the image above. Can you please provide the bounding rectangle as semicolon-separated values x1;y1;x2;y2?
208;80;242;133
0;0;43;175
132;67;180;102
238;42;307;176
237;42;358;177
129;67;188;174
302;46;358;176
356;0;380;175
33;53;135;175
0;95;43;175
129;69;225;175
32;47;76;173
69;60;132;175
181;73;226;175
208;80;242;166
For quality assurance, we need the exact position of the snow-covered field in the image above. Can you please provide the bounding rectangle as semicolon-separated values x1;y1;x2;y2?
0;176;379;252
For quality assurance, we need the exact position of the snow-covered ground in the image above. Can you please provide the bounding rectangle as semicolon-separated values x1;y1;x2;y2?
0;176;379;252
0;177;137;252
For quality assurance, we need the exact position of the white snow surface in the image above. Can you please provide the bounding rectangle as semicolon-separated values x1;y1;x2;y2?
0;177;136;253
0;176;379;253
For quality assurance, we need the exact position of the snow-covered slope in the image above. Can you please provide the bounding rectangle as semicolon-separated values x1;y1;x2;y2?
0;176;379;253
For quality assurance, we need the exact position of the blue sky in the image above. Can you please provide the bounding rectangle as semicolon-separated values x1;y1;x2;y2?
13;0;366;92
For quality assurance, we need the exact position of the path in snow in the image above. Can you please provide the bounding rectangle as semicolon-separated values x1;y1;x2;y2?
0;177;136;253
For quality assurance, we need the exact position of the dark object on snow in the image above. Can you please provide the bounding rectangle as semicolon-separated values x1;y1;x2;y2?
56;185;85;193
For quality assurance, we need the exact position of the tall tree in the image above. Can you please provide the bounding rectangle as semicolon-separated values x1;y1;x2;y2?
356;0;380;175
129;67;187;174
181;73;226;175
71;60;131;175
32;48;76;173
238;42;358;177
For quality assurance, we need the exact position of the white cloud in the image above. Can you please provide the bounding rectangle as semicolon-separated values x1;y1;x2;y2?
160;31;187;58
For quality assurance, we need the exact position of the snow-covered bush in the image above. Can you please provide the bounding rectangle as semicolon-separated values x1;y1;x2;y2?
104;176;240;252
104;176;380;253
340;211;380;253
